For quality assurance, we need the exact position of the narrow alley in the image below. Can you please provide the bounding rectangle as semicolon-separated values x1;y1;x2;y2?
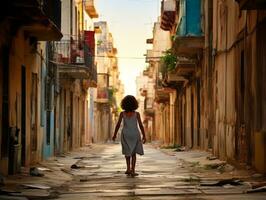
1;0;266;199
1;144;266;199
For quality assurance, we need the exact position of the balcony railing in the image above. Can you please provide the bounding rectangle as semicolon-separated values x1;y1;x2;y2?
54;40;85;64
160;0;176;31
145;50;153;63
145;50;161;63
145;97;154;109
144;97;155;116
53;33;97;82
173;0;204;57
155;88;172;103
96;73;110;103
54;32;95;65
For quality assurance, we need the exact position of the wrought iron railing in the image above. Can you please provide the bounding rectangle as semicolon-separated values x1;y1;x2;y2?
53;38;97;82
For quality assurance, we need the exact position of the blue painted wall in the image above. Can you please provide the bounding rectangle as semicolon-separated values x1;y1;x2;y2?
176;0;202;36
42;100;55;159
41;43;55;160
40;59;46;159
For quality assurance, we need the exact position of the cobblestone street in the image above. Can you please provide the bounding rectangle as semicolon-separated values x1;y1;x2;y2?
1;144;266;200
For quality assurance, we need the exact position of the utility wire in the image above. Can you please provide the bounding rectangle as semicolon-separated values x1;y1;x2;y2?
93;55;162;60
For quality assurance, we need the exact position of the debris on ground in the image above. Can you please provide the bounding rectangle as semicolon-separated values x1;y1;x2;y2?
61;168;72;175
29;167;44;177
21;184;51;190
206;156;217;160
70;164;84;169
247;186;266;193
204;162;226;170
175;146;186;152
252;173;264;178
161;144;182;150
73;156;86;159
249;182;266;189
190;161;200;167
36;167;52;172
200;179;243;186
218;164;235;173
183;175;201;182
57;155;66;158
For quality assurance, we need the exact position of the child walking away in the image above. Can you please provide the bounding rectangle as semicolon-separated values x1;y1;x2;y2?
112;95;146;177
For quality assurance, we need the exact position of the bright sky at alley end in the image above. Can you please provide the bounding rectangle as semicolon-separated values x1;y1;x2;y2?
96;0;161;96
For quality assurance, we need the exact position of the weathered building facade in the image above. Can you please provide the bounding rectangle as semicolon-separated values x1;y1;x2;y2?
209;0;266;173
0;0;124;175
0;0;62;175
52;0;98;153
146;20;173;144
94;21;123;142
142;0;266;174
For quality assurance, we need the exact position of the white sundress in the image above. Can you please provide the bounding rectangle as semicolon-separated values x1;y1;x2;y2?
121;112;144;156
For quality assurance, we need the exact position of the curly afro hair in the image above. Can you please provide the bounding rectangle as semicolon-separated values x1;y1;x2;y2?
121;95;139;112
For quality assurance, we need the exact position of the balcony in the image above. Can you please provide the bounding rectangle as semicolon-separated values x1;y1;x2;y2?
146;38;154;44
173;36;204;57
96;87;109;103
175;57;196;75
7;0;62;41
144;108;155;117
88;64;97;87
85;0;99;18
167;72;187;82
145;50;153;63
144;97;155;117
112;58;118;69
96;73;109;103
163;57;195;86
160;0;177;31
173;0;203;58
143;69;149;76
145;50;160;63
235;0;266;9
155;88;173;103
94;26;102;34
107;47;117;57
143;66;153;79
140;88;148;97
53;31;97;82
106;42;117;57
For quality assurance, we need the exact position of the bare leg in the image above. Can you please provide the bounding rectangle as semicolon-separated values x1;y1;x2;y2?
131;154;137;175
125;156;131;174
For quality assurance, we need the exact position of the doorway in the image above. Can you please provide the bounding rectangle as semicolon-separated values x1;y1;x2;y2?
1;46;9;159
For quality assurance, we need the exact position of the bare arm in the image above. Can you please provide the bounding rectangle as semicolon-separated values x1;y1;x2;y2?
112;112;123;140
136;112;146;144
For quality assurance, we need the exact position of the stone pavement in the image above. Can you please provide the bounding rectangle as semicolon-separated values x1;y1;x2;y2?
0;143;266;200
